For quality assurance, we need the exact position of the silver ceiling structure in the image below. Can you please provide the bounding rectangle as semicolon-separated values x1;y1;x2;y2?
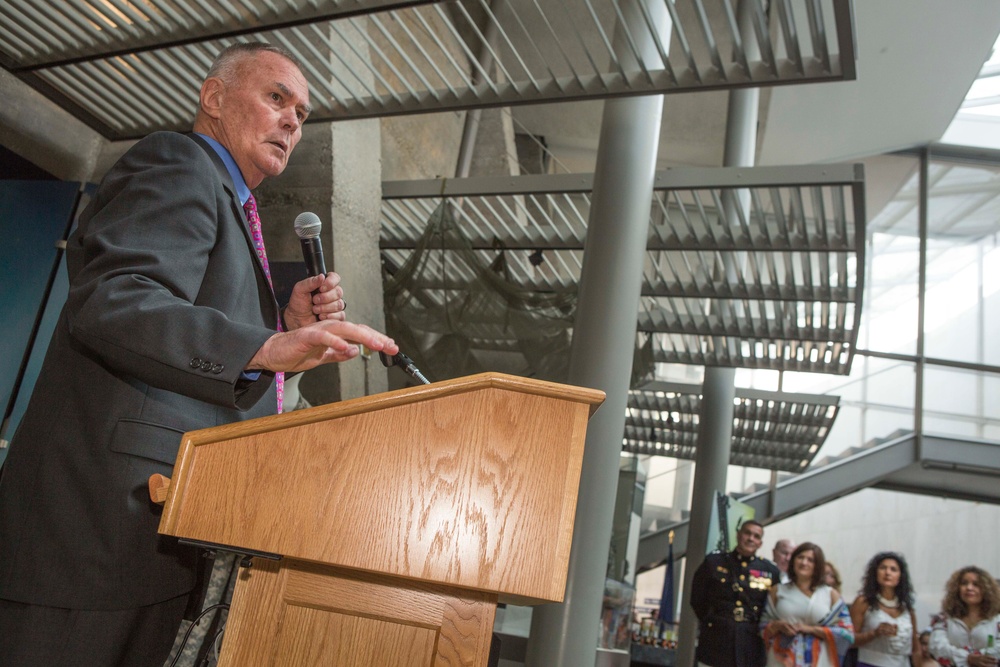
0;0;857;140
623;381;838;471
382;162;865;376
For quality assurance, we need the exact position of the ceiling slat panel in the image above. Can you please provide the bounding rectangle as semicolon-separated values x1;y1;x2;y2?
622;383;838;471
1;0;857;140
381;165;864;375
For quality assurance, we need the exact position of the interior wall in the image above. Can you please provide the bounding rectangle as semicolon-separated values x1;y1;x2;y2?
760;488;1000;630
0;180;81;462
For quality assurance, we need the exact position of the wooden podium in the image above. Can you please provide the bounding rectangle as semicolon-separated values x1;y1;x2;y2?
158;372;604;666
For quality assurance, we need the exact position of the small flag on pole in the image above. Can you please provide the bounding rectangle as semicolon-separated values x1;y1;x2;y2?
659;530;675;631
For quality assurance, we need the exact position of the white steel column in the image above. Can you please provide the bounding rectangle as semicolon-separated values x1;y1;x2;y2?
675;2;761;666
525;1;670;665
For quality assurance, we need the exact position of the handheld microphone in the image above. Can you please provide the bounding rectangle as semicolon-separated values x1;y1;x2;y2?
293;212;327;277
379;350;431;385
296;211;417;380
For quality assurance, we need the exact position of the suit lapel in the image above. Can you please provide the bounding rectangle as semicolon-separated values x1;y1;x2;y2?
187;133;280;325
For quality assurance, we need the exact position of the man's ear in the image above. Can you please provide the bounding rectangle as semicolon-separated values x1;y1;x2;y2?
200;78;225;119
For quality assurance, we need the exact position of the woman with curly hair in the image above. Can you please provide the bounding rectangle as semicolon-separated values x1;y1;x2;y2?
761;542;855;667
929;566;1000;667
849;552;920;667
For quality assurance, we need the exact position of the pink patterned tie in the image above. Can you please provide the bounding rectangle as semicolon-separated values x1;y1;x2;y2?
243;194;284;413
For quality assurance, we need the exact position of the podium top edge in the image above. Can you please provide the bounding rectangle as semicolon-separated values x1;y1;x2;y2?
375;371;606;411
183;372;605;446
445;372;606;406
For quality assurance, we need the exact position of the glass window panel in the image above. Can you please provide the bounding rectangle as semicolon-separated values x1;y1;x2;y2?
782;360;914;456
921;415;979;438
924;366;979;417
864;358;916;409
639;456;692;539
923;240;982;363
783;357;913;407
781;360;859;396
783;358;915;458
922;366;995;438
982;243;1000;367
924;158;1000;364
726;465;770;494
862;154;920;357
813;403;862;460
861;233;919;356
864;408;915;443
984;375;1000;424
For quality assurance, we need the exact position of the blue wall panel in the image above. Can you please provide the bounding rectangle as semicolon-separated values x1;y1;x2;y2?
0;180;80;463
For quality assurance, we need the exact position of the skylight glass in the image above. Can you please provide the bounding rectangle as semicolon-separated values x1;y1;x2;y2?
941;32;1000;147
960;34;1000;117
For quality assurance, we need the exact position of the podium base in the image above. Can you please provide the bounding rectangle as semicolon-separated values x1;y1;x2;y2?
218;559;497;667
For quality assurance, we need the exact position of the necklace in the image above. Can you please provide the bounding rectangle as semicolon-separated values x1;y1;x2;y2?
877;594;899;608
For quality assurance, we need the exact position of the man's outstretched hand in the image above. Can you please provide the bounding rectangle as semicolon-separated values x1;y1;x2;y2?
246;319;397;373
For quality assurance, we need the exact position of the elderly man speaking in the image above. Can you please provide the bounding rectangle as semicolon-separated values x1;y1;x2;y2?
0;43;398;666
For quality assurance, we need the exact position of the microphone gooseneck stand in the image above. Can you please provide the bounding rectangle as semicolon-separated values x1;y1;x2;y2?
378;351;431;385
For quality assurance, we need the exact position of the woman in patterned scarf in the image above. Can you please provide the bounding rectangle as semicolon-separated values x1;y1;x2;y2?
761;542;855;667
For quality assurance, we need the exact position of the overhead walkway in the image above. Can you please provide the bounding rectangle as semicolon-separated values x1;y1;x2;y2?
635;430;1000;571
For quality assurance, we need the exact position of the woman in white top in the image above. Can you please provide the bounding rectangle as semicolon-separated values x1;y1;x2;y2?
929;566;1000;667
762;542;855;667
849;552;920;667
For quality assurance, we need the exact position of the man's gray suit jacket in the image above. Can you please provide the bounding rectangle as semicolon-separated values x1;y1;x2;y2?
0;132;282;610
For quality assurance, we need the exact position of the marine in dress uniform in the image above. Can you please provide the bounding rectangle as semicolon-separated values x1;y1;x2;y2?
690;521;780;667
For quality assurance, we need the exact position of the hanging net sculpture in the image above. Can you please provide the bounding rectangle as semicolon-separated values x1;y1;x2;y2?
383;200;656;386
383;200;579;383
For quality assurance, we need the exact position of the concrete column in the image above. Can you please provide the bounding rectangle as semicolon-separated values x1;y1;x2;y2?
675;2;761;666
525;2;670;665
455;0;513;180
464;107;520;178
0;68;104;183
329;118;389;399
